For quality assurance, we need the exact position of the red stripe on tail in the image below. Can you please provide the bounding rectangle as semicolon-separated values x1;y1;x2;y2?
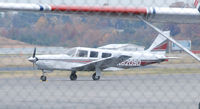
153;41;168;51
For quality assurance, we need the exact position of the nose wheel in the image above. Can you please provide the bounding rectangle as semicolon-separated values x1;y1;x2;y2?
92;73;100;80
70;71;77;80
40;75;47;81
40;70;47;82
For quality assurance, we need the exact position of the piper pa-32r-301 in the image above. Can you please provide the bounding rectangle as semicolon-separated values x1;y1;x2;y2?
28;31;172;81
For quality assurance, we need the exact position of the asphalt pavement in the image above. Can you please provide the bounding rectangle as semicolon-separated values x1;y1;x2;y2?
0;73;200;109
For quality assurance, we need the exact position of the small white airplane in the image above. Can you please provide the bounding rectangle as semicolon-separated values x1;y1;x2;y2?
28;31;173;81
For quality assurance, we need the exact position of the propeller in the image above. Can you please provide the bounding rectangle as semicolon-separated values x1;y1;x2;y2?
28;48;38;68
33;47;36;58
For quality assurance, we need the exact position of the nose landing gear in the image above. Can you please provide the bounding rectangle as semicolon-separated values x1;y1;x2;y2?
40;70;47;82
70;71;77;80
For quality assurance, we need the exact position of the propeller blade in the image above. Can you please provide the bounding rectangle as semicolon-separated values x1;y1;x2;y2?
33;48;36;58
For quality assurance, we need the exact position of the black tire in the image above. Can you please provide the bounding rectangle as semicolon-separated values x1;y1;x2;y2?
40;75;47;81
70;73;77;80
92;73;100;80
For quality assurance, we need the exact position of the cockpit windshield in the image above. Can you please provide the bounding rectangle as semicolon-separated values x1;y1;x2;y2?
76;50;88;57
66;48;77;57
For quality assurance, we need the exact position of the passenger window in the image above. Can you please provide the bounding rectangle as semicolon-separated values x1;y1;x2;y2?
90;51;98;58
77;50;88;57
102;53;112;58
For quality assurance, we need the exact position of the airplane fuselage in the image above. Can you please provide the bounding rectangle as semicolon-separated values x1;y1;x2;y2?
34;47;167;72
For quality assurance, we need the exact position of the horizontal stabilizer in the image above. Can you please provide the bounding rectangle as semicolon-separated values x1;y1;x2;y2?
164;57;180;59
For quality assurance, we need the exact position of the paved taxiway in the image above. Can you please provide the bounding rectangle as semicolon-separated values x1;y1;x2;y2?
0;73;200;109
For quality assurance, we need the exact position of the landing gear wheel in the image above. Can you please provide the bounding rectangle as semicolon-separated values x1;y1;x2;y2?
92;73;100;81
40;75;47;81
70;73;77;80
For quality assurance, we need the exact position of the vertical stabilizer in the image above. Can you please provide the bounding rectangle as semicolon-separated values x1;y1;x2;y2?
146;31;169;52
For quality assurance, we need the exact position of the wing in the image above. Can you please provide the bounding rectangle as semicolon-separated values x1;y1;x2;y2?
0;3;200;23
72;55;131;71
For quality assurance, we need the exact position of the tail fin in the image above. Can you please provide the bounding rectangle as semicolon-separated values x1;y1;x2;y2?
146;31;169;52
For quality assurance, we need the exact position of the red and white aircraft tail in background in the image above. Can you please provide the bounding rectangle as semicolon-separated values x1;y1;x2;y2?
0;0;200;62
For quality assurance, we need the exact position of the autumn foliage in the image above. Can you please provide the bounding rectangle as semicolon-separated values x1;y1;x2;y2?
0;3;200;50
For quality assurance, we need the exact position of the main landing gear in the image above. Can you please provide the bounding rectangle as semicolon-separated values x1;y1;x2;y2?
92;67;101;81
92;73;100;80
69;71;101;81
70;71;77;80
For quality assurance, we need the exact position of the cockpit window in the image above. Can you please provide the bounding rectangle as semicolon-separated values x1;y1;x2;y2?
102;53;112;58
90;51;98;58
76;50;88;57
66;48;76;57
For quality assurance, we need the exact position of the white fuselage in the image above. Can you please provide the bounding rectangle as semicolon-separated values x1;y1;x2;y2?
33;47;167;72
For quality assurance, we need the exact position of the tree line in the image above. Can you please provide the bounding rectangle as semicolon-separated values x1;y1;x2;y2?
0;7;200;50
